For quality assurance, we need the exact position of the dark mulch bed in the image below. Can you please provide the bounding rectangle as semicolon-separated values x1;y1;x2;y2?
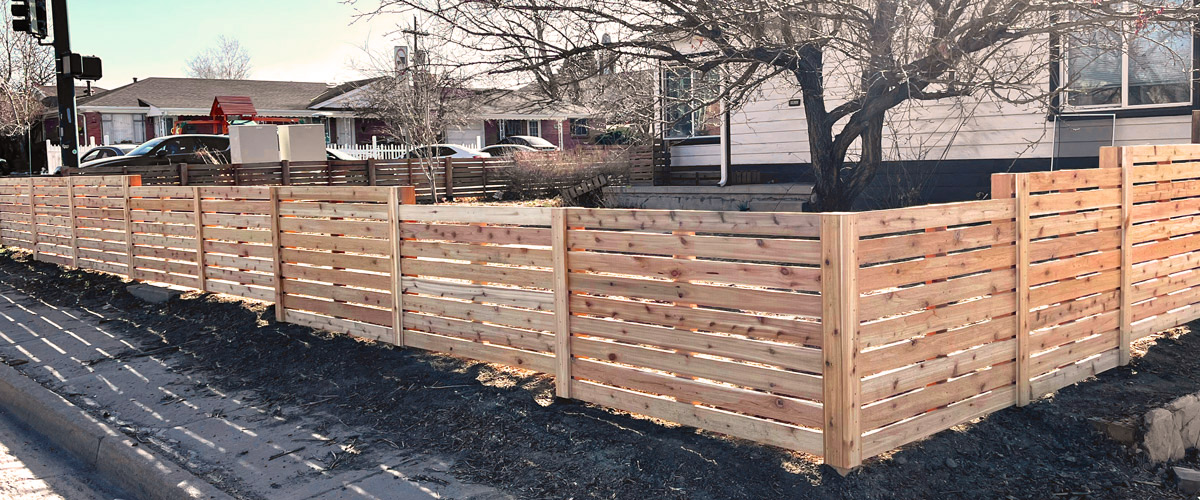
1;249;1198;499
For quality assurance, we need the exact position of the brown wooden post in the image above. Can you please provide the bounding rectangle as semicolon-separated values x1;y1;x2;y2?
1192;110;1200;143
367;159;378;186
281;160;291;186
179;163;189;186
28;177;37;261
192;187;207;292
67;181;78;268
270;187;285;323
387;186;404;347
123;176;135;279
820;212;860;473
443;157;455;200
398;185;416;205
552;208;572;398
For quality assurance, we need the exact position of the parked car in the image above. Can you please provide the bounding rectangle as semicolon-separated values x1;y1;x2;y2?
80;145;137;164
479;144;538;158
403;144;491;159
326;148;359;161
79;135;230;169
495;135;558;151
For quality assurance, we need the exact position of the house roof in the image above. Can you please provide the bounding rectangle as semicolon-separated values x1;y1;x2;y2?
309;77;384;108
474;88;592;119
77;77;337;111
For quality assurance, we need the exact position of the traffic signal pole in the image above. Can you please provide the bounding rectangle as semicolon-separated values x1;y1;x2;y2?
51;0;78;170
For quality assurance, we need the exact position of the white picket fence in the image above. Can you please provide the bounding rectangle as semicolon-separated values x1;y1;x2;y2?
328;140;484;160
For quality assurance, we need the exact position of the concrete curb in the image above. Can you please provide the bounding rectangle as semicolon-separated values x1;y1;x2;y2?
0;361;232;500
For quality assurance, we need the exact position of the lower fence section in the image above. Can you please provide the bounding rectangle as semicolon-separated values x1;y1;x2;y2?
10;144;1200;471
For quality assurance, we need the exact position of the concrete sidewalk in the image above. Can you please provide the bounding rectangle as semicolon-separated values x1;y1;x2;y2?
0;408;128;500
0;282;508;500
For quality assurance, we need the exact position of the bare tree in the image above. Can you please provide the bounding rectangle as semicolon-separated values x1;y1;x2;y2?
356;0;1200;210
0;0;54;138
351;49;484;201
186;36;253;80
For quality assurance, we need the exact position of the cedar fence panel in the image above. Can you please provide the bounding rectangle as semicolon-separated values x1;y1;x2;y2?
20;144;1200;473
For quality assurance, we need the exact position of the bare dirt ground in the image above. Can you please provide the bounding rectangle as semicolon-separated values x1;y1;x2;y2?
2;249;1200;499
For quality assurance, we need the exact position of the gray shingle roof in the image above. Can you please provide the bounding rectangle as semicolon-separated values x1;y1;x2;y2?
77;77;336;110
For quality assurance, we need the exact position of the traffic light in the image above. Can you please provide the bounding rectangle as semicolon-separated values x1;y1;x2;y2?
32;0;47;38
10;0;31;34
10;0;47;38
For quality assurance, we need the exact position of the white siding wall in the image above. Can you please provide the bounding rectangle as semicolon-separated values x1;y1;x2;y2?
669;44;1192;167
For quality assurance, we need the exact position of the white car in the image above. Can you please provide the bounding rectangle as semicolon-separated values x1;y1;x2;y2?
403;144;491;159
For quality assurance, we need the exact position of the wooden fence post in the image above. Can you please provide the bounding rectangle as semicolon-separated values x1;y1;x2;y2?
552;208;572;398
1192;110;1200;144
388;186;405;347
28;177;37;262
67;181;78;268
179;163;189;186
991;173;1030;406
444;157;455;201
820;213;860;473
1116;147;1133;365
270;187;285;323
123;176;135;279
368;159;378;186
281;160;291;186
1014;175;1032;405
193;186;207;293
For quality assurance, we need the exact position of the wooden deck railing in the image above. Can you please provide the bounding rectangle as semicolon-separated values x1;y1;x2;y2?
11;143;1200;472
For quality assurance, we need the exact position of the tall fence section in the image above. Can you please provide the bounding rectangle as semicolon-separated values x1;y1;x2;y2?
9;144;1200;471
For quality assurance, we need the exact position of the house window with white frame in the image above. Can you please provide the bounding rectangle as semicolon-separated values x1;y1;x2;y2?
100;113;146;144
1063;8;1193;109
527;120;541;137
663;67;721;139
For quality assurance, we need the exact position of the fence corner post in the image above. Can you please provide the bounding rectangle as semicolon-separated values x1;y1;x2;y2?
368;158;378;186
281;160;291;186
179;163;189;186
270;186;285;324
552;207;572;399
1115;147;1133;365
388;186;405;347
820;212;861;473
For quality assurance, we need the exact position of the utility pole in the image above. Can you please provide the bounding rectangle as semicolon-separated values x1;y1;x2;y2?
51;0;78;170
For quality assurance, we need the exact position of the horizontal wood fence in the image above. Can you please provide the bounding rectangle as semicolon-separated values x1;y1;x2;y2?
66;158;512;202
11;143;1200;471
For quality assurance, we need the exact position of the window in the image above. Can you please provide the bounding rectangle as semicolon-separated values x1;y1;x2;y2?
100;113;146;144
501;120;525;138
663;67;721;139
527;120;541;137
1063;10;1193;109
569;118;589;137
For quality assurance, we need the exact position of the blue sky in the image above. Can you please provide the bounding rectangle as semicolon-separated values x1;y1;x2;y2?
69;0;406;88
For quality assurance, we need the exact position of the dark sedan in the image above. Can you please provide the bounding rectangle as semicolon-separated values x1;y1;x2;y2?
80;135;230;169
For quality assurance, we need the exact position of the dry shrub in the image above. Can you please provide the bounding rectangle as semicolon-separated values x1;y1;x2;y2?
495;147;631;202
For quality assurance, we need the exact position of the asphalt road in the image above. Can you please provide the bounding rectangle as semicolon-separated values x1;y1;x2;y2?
0;409;128;500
